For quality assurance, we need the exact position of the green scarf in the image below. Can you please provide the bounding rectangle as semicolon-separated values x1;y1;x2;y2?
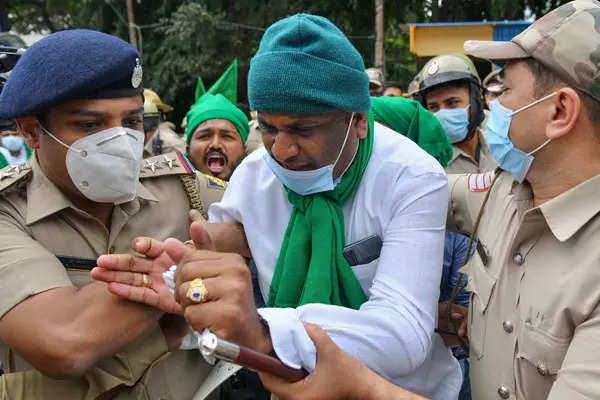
267;112;374;309
371;96;453;168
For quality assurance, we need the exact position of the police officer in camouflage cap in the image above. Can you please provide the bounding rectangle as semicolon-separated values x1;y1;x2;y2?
439;1;600;399
415;54;497;174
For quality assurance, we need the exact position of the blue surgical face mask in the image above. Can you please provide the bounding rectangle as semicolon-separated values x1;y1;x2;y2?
263;112;355;196
486;92;556;183
434;106;470;143
1;135;24;152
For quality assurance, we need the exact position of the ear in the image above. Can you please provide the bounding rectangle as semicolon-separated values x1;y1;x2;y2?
546;88;580;140
16;116;41;150
354;112;368;139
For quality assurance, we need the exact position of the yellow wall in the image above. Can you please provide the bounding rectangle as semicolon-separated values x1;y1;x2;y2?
410;25;494;57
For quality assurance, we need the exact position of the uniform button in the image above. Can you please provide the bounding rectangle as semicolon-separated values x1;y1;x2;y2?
513;253;523;265
498;385;510;399
502;320;514;334
109;246;115;254
536;362;549;376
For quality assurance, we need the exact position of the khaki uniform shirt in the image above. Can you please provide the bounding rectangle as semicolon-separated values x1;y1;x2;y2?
446;130;498;174
143;123;186;158
449;171;600;400
0;152;225;399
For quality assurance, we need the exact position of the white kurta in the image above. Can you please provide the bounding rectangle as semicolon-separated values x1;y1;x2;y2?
209;123;461;399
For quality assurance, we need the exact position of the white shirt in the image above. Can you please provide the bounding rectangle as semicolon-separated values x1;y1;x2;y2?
209;123;461;399
0;146;27;165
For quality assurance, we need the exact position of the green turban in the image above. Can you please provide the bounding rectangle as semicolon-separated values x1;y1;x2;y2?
186;94;249;144
371;96;453;168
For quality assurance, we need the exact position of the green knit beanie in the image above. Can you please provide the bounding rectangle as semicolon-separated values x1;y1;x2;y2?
186;94;249;144
248;14;370;113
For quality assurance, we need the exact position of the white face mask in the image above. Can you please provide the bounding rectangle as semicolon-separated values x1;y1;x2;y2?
263;112;355;196
40;125;144;204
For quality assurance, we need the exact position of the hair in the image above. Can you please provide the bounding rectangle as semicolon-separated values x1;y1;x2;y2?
521;58;600;127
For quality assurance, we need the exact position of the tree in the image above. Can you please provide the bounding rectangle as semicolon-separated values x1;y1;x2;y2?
6;0;77;33
6;0;568;125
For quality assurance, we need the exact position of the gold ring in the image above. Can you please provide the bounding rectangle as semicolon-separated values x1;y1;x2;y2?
186;278;208;303
141;273;150;288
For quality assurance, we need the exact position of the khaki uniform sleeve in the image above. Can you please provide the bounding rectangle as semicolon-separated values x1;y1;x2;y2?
0;209;72;318
547;305;600;399
447;173;488;234
0;325;168;399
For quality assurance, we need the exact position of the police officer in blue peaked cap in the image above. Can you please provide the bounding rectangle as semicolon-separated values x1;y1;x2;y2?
0;29;220;399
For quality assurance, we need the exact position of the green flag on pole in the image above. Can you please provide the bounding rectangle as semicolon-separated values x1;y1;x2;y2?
194;76;207;102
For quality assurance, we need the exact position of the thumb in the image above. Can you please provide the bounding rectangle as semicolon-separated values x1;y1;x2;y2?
164;238;191;266
303;323;338;361
189;209;205;224
190;221;216;251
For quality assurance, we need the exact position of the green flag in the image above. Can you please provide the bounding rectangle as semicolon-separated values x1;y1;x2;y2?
194;76;206;102
194;59;238;104
207;59;238;104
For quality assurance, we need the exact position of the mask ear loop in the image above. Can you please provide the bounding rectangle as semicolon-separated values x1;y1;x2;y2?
333;112;356;178
38;123;87;156
527;138;552;156
511;92;557;156
512;91;557;115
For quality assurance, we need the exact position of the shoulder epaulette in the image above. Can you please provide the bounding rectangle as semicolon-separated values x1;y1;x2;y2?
0;163;32;193
201;174;227;191
139;152;195;179
467;171;495;192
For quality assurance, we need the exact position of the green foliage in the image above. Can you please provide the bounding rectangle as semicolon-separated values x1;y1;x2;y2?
5;0;570;125
7;0;77;33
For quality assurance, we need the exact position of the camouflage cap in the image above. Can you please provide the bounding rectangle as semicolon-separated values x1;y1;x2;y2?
465;0;600;101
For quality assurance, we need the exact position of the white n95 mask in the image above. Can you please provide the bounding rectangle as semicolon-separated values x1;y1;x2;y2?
40;125;144;204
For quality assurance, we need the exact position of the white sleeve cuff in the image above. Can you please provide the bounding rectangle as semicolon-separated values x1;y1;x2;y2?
258;307;317;372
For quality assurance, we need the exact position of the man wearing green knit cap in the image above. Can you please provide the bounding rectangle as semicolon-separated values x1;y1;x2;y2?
185;93;249;181
204;14;460;399
90;13;461;399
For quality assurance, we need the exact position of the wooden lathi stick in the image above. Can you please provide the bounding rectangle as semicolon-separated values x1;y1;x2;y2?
200;329;307;382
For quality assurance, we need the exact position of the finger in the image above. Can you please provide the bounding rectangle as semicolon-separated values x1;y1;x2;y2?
182;300;237;336
97;253;153;272
303;323;338;360
132;237;166;259
91;268;150;286
107;282;183;315
172;249;224;303
177;277;219;307
164;238;190;267
257;371;300;398
178;255;224;283
189;209;205;223
452;312;465;320
190;221;216;251
458;318;468;337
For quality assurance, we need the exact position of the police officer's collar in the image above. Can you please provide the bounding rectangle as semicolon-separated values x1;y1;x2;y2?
538;173;600;242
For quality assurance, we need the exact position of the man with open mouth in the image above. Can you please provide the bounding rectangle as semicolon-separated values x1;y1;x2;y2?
185;93;249;181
